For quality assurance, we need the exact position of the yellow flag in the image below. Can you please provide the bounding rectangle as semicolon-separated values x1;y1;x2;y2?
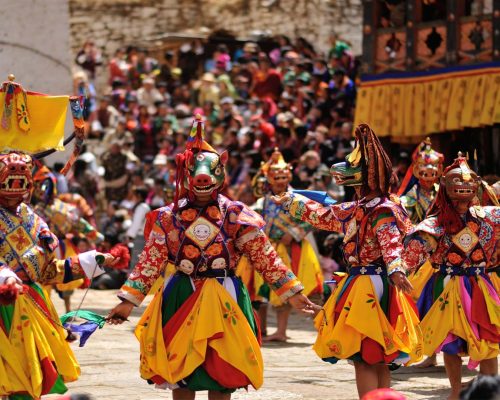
0;92;67;153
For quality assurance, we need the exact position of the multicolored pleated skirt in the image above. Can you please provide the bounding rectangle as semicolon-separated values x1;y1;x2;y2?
417;266;499;369
0;283;80;399
488;265;500;295
135;273;263;392
408;260;435;302
314;266;422;366
237;240;323;307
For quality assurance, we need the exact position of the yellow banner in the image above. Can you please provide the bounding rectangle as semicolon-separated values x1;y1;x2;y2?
354;67;500;141
0;93;68;153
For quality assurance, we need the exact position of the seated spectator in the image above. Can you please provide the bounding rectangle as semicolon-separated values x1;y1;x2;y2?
252;53;282;101
136;77;164;114
92;232;130;290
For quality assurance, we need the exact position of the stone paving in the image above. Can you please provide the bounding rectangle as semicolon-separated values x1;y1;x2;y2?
43;289;477;400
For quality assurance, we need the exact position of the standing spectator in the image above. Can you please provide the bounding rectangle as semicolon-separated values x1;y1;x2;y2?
126;186;151;269
101;140;129;202
75;39;102;80
73;71;97;120
96;95;121;133
134;105;156;158
108;47;128;85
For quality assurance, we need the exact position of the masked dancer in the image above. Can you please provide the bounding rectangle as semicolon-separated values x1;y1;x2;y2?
107;115;316;400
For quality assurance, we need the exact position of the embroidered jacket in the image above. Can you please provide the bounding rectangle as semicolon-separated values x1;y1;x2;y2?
252;194;311;243
0;203;90;285
286;194;412;274
403;206;500;271
119;195;304;306
400;184;438;224
35;198;102;243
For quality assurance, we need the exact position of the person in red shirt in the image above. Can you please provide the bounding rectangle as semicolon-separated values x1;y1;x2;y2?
252;53;283;101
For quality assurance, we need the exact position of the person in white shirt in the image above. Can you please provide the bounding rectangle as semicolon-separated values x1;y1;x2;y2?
126;186;151;269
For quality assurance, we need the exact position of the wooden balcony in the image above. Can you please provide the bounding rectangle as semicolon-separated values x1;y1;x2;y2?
361;0;500;74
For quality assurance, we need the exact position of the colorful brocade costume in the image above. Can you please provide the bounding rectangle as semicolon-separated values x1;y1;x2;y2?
0;203;103;398
397;138;444;302
0;77;106;399
238;193;323;306
400;184;438;224
400;184;439;301
118;194;303;392
284;193;422;365
33;166;103;293
35;198;102;258
402;205;500;368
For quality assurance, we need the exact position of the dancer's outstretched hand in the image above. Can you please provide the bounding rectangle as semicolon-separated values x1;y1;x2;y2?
288;293;320;316
5;276;23;294
390;271;413;293
95;252;116;267
270;191;291;206
107;300;134;325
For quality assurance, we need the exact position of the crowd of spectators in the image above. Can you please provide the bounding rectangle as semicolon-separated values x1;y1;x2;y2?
60;33;361;284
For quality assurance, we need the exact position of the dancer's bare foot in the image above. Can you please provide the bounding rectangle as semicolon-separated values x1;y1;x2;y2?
262;332;287;342
446;392;460;400
461;378;474;388
415;354;438;368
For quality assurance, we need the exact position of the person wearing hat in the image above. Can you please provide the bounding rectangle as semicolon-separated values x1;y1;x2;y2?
137;77;164;114
397;139;444;310
198;72;220;106
31;164;105;313
217;74;237;100
108;115;316;399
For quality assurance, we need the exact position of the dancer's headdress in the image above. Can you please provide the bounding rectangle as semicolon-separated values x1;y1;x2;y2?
397;137;444;196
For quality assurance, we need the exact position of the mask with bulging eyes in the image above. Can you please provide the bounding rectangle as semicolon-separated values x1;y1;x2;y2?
184;150;228;199
0;152;33;210
443;167;479;202
412;138;444;188
330;141;363;186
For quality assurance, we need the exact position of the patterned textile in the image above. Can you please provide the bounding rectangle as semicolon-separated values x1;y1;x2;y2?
286;193;422;365
35;198;101;243
252;195;310;242
401;184;439;300
0;203;84;284
289;194;412;274
119;194;303;305
135;275;262;391
400;184;438;224
403;206;500;368
120;194;303;391
240;194;323;305
0;283;80;398
0;203;90;398
0;87;68;153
